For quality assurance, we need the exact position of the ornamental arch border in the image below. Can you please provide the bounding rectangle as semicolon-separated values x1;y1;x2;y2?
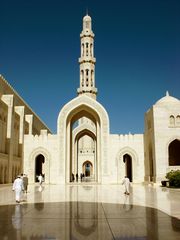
57;95;110;183
29;147;51;184
57;95;109;136
116;146;139;183
73;123;96;141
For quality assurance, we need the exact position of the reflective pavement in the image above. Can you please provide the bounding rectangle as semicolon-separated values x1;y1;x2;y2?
0;183;180;239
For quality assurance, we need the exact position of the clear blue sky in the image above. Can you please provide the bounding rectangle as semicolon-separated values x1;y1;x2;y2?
0;0;179;134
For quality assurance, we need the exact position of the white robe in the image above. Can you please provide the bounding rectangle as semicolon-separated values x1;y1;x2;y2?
38;175;43;185
122;177;130;193
12;178;24;202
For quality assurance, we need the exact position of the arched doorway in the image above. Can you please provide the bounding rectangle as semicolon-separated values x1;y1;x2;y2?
57;95;110;184
73;126;96;182
83;161;93;177
123;154;132;182
69;114;97;183
35;154;45;182
169;139;180;166
62;106;100;183
26;147;50;184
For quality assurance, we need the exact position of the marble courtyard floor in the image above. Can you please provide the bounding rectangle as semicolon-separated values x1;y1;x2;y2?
0;183;180;240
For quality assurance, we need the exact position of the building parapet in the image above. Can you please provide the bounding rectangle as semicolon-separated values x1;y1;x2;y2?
110;133;144;142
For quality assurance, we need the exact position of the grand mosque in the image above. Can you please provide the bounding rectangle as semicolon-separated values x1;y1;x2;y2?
0;15;180;185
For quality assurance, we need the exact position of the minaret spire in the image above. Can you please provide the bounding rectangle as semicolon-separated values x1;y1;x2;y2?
77;14;97;99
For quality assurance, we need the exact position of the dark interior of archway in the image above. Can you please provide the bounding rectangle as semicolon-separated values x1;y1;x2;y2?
85;163;90;176
35;154;45;182
83;161;93;177
169;139;180;166
123;154;132;182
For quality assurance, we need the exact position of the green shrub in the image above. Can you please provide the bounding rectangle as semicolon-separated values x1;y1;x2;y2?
166;170;180;187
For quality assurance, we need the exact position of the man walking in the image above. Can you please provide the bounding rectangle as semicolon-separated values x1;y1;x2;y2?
12;175;24;203
122;176;130;195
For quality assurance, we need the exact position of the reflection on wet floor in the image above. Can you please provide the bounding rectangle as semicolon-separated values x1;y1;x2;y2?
0;201;180;240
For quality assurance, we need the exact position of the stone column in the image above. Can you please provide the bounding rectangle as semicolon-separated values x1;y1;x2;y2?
15;106;25;144
15;106;25;172
1;94;14;182
25;114;33;135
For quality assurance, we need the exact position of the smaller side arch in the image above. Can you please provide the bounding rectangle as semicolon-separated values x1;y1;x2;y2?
169;115;175;126
82;160;93;177
166;137;180;166
116;147;139;165
28;147;51;184
116;147;139;183
168;139;180;166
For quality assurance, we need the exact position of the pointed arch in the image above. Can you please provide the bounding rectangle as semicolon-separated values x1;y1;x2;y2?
72;125;96;181
57;95;109;183
166;137;180;166
116;146;139;183
73;124;96;142
82;160;93;177
169;115;175;126
28;147;51;183
168;139;180;166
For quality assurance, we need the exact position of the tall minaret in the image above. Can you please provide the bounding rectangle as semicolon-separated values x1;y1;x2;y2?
77;14;97;99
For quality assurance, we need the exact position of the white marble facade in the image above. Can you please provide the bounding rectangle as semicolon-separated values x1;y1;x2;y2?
23;15;180;184
1;15;180;185
0;75;51;184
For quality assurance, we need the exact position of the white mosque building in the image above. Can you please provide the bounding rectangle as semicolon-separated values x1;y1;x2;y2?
0;15;180;185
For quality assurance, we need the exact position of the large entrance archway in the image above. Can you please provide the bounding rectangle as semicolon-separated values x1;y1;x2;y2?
123;154;132;182
58;95;110;184
169;139;180;166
